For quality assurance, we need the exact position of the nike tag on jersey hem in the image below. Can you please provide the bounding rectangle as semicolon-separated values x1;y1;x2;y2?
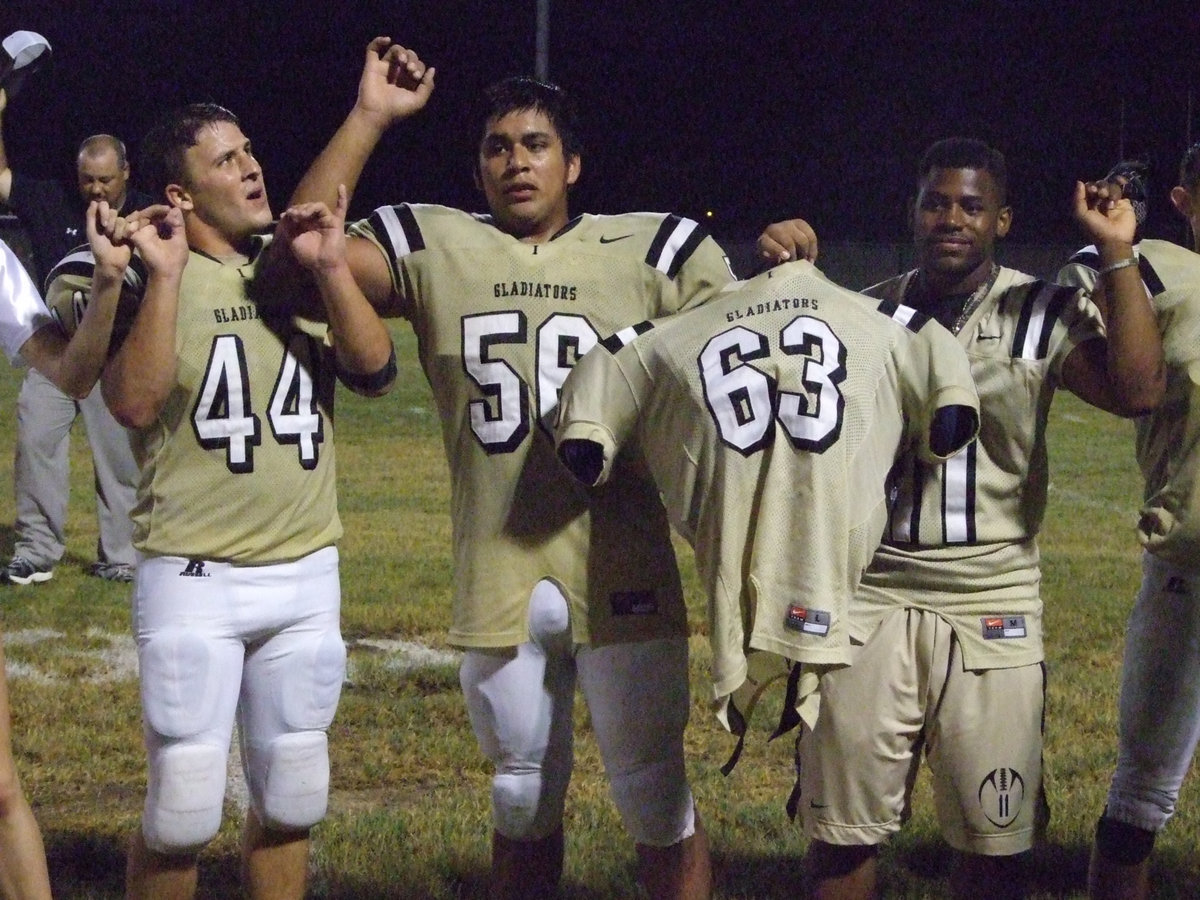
784;605;831;636
981;615;1026;639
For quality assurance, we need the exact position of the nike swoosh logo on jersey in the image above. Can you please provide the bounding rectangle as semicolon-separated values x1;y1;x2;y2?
977;334;1002;341
599;234;634;244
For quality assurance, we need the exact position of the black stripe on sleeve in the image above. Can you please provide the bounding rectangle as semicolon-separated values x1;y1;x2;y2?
599;319;654;353
874;297;933;334
644;214;681;269
1067;249;1101;269
1035;284;1074;360
875;298;901;318
1137;255;1165;297
396;204;425;253
665;222;710;280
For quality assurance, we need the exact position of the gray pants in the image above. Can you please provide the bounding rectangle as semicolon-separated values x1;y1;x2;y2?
12;367;138;568
1106;552;1200;832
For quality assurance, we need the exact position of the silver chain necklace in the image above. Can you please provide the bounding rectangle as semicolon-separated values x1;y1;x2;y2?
948;263;1000;335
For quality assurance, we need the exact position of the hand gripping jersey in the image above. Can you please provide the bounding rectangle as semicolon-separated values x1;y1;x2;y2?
46;237;342;564
1059;238;1200;570
861;266;1103;668
0;237;53;362
554;260;979;711
349;205;734;648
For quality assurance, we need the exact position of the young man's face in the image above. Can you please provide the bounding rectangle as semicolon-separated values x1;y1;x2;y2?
475;107;580;243
912;166;1012;292
173;120;272;249
76;147;129;208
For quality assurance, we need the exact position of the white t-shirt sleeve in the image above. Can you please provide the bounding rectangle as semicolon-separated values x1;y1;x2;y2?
0;239;54;365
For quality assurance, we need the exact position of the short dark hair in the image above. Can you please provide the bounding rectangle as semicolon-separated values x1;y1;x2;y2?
140;103;241;198
918;137;1008;204
476;77;583;161
1179;142;1200;193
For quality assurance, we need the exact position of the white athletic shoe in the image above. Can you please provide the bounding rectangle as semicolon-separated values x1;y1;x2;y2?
2;555;53;585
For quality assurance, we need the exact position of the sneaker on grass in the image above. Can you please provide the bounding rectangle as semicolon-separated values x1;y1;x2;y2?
87;562;134;583
2;555;52;585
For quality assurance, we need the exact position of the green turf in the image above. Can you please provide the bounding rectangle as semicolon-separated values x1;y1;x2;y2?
0;324;1194;897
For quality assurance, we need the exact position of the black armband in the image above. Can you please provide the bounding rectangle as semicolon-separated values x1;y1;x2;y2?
338;345;397;394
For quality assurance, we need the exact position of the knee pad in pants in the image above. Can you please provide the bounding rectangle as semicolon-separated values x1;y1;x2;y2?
142;743;227;854
610;757;695;847
492;766;567;841
247;731;330;831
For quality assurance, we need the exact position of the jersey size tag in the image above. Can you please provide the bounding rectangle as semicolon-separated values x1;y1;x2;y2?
981;615;1027;639
784;605;831;636
610;590;658;616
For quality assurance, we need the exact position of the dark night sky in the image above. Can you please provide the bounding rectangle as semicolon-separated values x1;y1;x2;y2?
2;1;1198;245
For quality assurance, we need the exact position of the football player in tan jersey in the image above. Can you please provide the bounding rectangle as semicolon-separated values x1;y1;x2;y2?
288;37;733;900
0;213;127;900
79;103;396;900
758;138;1163;900
1055;146;1200;900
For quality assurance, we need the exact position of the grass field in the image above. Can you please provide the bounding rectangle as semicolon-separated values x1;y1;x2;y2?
0;322;1195;898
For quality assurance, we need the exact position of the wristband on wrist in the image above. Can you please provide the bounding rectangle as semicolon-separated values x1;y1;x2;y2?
1098;256;1138;277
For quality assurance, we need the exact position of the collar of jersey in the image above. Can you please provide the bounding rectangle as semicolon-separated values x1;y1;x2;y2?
476;213;583;243
192;228;270;266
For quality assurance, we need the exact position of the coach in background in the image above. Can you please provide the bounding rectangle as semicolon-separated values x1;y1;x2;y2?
0;85;151;585
759;138;1163;899
55;102;396;900
0;204;128;897
289;37;736;899
1056;147;1200;900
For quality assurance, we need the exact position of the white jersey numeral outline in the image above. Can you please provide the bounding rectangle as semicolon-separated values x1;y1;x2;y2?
192;333;324;473
778;316;846;452
462;311;531;453
536;313;600;429
699;316;847;456
462;311;601;453
268;334;325;471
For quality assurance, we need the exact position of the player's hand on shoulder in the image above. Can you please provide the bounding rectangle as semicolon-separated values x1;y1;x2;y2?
279;184;350;273
756;218;819;267
356;36;435;127
1073;179;1136;247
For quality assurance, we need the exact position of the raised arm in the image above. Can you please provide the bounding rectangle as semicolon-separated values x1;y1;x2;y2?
0;89;15;203
101;205;189;427
21;200;129;397
289;37;434;209
277;185;396;396
1062;180;1165;416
